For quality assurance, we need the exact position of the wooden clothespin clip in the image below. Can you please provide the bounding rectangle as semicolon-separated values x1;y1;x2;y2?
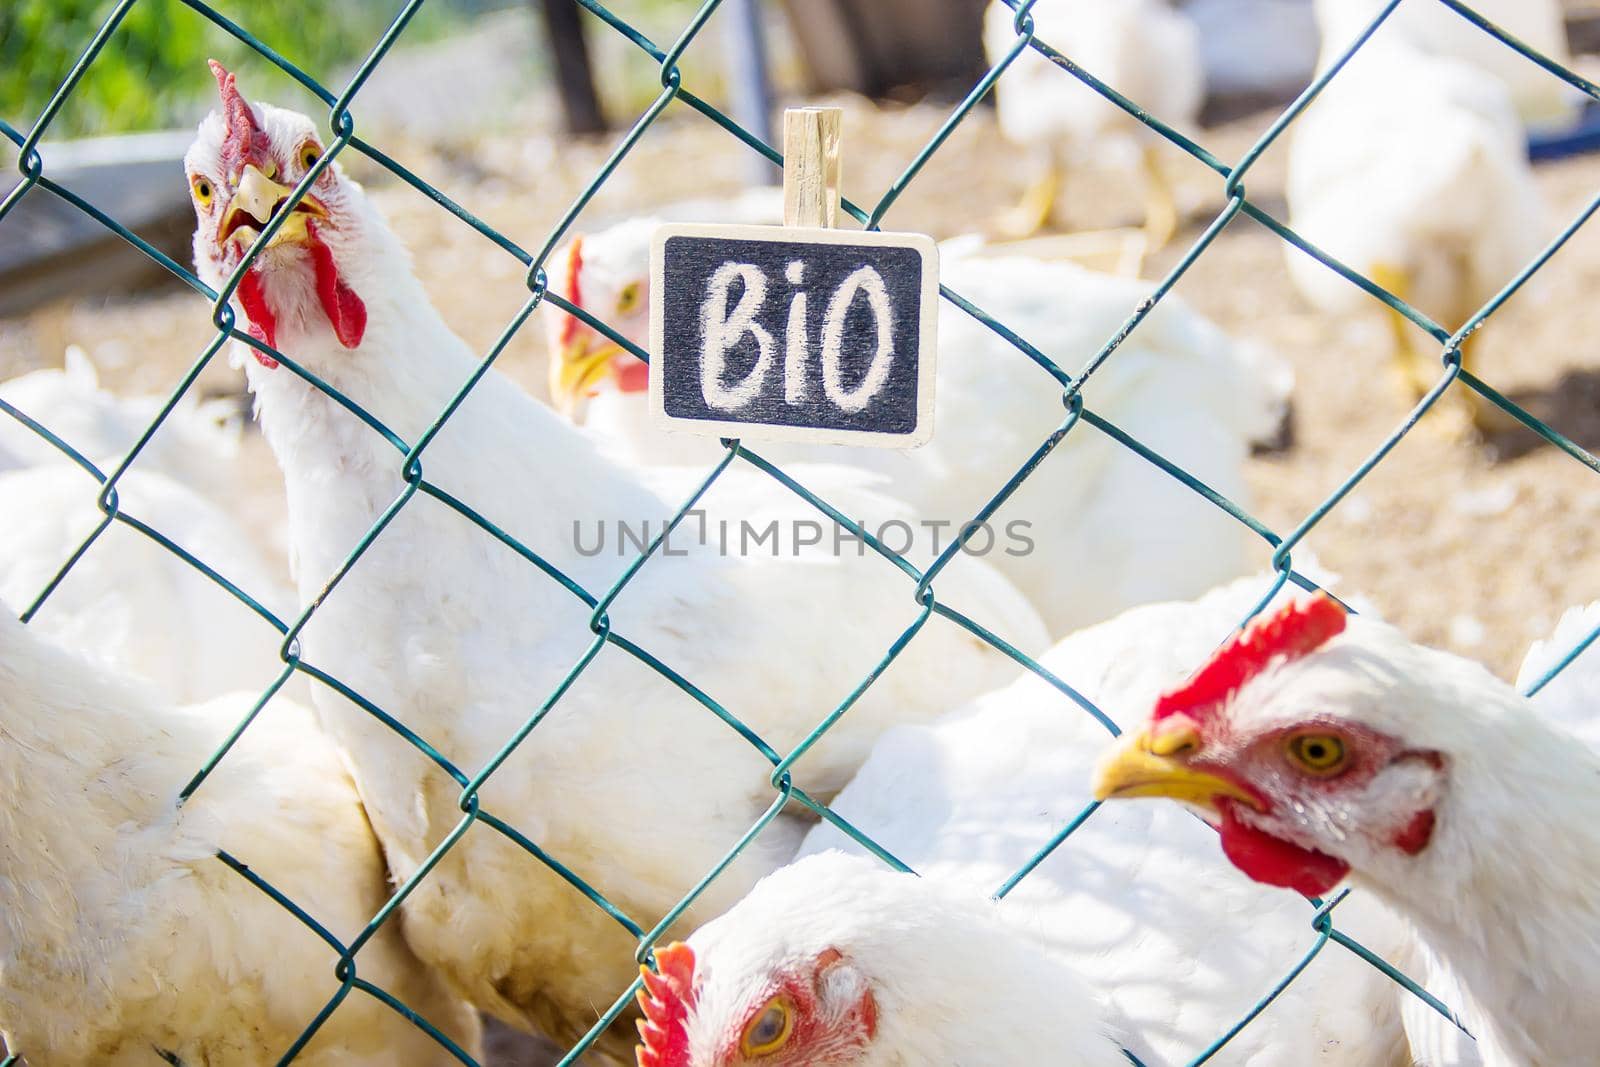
783;106;843;229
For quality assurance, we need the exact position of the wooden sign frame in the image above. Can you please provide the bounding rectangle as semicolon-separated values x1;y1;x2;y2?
647;222;939;449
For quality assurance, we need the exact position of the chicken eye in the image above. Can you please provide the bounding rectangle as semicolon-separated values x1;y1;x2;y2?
300;143;323;172
617;282;642;315
1286;733;1347;776
191;176;214;205
740;995;794;1057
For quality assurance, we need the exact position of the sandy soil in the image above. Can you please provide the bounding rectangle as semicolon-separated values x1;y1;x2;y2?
4;81;1600;1065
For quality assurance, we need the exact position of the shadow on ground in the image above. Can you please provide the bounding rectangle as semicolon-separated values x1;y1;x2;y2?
1487;367;1600;463
483;1017;571;1067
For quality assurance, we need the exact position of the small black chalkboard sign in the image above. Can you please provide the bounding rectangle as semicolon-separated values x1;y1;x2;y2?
648;223;938;448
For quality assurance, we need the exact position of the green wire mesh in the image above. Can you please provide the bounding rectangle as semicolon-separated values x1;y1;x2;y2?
3;0;1598;1062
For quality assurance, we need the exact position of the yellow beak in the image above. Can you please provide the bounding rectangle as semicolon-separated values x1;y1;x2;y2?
219;163;327;250
1092;724;1262;811
550;336;626;419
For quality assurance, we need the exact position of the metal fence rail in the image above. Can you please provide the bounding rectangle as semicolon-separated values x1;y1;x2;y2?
2;0;1598;1063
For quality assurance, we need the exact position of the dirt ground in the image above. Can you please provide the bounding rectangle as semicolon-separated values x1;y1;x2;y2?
5;76;1600;1066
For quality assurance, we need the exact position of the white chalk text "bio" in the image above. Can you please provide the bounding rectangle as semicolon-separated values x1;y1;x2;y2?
699;259;894;413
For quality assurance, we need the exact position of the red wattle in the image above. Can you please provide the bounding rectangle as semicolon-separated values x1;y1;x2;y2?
236;269;279;369
616;355;649;394
1218;802;1350;897
1392;808;1436;856
307;221;367;349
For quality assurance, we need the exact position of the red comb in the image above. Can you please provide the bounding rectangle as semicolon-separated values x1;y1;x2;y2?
636;942;696;1067
208;59;265;168
557;235;585;349
1152;592;1347;723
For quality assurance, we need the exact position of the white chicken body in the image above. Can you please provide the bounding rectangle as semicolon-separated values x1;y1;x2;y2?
982;0;1204;161
187;85;1046;1055
800;575;1416;1065
1319;0;1581;131
0;348;245;495
1515;599;1600;748
1287;8;1546;327
0;465;294;703
0;611;479;1064
1396;601;1600;1064
555;225;1287;637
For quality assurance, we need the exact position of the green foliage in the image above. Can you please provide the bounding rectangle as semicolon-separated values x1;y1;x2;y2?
0;0;467;137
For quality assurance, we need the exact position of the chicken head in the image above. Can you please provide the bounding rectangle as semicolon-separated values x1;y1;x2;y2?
185;61;367;362
1094;592;1450;897
543;222;652;417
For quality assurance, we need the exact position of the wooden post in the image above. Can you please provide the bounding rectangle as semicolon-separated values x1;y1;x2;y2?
724;0;780;187
535;0;606;135
778;0;989;97
782;107;843;229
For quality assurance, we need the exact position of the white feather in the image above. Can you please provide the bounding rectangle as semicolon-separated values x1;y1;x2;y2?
0;466;295;704
982;0;1204;164
1514;600;1600;747
0;349;246;498
0;610;479;1064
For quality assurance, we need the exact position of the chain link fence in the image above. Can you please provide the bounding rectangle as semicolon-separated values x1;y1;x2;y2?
3;0;1599;1063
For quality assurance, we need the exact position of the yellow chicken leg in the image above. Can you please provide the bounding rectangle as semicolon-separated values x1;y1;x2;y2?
1369;262;1479;439
1141;144;1179;254
1368;262;1437;402
995;162;1063;240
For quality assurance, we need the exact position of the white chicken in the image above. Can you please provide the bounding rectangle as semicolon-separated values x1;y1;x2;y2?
981;0;1204;244
795;572;1422;1065
0;464;295;703
1094;592;1600;1064
547;220;1290;637
1287;0;1548;435
0;345;246;496
1324;0;1582;131
183;63;1046;1059
632;851;1128;1067
0;608;481;1064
